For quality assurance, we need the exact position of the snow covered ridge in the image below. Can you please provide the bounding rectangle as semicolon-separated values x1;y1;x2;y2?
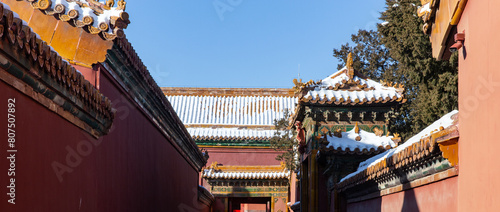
338;110;459;187
25;0;129;40
202;169;290;180
321;124;398;154
202;163;290;180
300;67;405;106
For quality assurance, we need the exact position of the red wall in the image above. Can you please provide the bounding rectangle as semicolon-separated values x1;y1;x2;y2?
456;1;500;211
204;147;282;166
0;73;208;211
346;177;457;212
201;147;281;188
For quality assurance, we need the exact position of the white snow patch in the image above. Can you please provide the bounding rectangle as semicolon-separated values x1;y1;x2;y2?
326;129;396;151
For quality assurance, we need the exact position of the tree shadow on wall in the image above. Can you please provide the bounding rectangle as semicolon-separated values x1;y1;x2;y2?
400;174;420;212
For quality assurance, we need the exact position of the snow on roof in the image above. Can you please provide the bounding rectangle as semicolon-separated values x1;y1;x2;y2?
164;88;297;141
187;127;276;141
167;94;297;126
29;0;129;40
202;163;289;180
202;169;290;180
301;67;405;105
339;110;459;183
324;127;396;153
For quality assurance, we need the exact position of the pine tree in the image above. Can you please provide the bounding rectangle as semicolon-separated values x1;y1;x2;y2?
270;109;298;171
332;0;458;140
380;0;458;137
333;29;398;81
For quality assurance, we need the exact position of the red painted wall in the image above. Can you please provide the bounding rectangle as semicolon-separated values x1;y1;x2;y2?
204;147;282;166
345;176;457;212
0;72;208;211
456;1;500;211
201;147;282;187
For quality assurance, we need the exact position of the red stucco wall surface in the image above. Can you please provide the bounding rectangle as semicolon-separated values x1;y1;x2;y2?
203;147;282;166
456;0;500;211
0;72;208;211
346;176;457;212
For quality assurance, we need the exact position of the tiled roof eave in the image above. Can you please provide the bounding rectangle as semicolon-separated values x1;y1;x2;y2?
320;145;393;155
336;124;459;191
202;172;290;180
193;136;271;141
300;95;406;106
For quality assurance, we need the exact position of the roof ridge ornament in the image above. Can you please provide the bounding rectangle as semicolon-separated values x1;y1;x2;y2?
117;0;126;10
208;161;219;170
346;52;355;81
106;0;114;7
293;78;306;95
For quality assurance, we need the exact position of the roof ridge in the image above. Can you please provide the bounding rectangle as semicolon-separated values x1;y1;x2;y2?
162;87;295;97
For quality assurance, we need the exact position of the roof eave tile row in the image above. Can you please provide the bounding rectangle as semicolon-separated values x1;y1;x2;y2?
300;94;405;106
114;37;166;107
320;145;393;155
290;68;405;123
26;0;129;40
202;170;290;180
192;135;271;141
336;124;459;191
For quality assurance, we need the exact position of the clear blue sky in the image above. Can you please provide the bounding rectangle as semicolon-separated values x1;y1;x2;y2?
124;0;387;88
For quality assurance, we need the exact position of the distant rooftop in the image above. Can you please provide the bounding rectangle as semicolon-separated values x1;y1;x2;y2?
163;87;298;144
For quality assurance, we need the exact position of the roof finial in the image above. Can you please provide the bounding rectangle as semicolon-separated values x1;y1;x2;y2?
354;122;360;134
347;52;354;80
292;78;305;95
347;52;353;69
106;0;115;7
117;0;127;10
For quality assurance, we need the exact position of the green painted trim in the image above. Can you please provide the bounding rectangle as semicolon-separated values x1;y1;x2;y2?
212;186;288;193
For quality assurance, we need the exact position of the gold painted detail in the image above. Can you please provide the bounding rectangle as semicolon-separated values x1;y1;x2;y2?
106;0;115;7
293;78;320;95
434;125;459;166
346;52;354;81
37;0;51;10
354;122;359;134
373;127;384;137
117;0;126;10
